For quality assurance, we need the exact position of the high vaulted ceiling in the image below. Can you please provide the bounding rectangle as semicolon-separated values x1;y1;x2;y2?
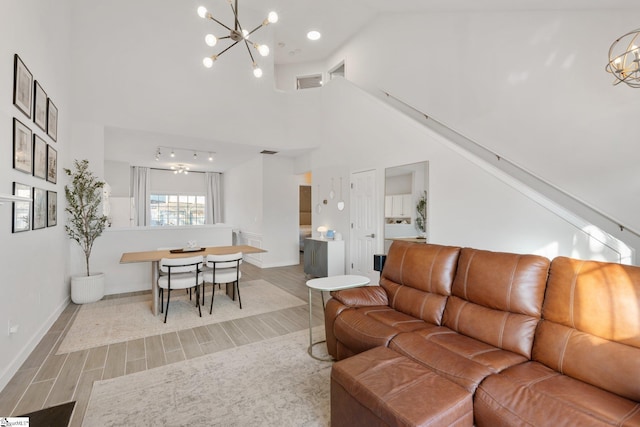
77;0;639;172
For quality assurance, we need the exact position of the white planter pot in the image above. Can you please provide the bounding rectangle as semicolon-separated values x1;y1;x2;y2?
71;273;105;304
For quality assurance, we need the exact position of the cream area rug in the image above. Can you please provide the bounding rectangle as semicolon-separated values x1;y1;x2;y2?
82;327;331;426
58;280;306;354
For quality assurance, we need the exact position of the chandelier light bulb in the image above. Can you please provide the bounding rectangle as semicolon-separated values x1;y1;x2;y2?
203;57;214;68
197;6;207;19
307;30;321;41
257;44;270;57
184;170;189;175
268;11;278;24
253;65;263;78
242;29;250;39
205;34;218;47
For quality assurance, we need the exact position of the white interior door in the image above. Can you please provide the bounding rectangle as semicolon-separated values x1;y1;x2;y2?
350;169;378;283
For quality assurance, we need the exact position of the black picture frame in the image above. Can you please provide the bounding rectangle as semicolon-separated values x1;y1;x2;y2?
13;118;33;174
47;191;57;227
13;54;33;119
33;80;48;131
32;187;46;230
33;134;47;179
47;99;58;142
12;182;31;233
47;145;57;184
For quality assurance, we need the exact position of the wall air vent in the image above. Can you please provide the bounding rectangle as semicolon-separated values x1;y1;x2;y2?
296;74;323;90
260;150;278;155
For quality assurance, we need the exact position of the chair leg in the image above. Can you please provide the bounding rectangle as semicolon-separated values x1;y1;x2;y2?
164;287;171;323
195;286;202;317
159;288;163;314
236;281;242;309
209;284;216;314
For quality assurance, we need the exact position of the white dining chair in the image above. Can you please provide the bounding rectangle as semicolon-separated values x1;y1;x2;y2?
157;255;204;323
203;252;243;314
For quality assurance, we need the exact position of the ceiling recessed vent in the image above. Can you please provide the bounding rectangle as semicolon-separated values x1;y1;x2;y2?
260;150;278;155
296;74;323;90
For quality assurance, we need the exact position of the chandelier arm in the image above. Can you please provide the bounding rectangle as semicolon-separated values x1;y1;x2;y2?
208;16;234;32
247;23;263;37
228;0;240;31
243;39;256;63
216;40;241;58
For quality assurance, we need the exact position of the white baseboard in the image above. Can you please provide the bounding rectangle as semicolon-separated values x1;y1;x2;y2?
0;296;70;392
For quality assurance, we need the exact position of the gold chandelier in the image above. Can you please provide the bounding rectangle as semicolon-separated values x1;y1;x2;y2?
605;28;640;88
198;0;278;78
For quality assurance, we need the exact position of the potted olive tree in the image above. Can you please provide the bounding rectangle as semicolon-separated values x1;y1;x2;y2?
65;159;108;304
415;190;427;239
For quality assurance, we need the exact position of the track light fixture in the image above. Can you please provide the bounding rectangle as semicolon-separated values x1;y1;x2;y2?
198;1;278;78
155;146;216;163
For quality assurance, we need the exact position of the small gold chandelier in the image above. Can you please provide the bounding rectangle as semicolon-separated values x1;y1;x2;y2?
198;0;278;78
605;28;640;88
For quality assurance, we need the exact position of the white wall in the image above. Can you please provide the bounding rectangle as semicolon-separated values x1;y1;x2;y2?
150;169;206;194
0;0;73;391
308;78;626;273
223;155;302;268
322;8;640;239
262;155;300;267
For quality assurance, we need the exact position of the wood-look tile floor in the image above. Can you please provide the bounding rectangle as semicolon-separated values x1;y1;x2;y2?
0;259;327;426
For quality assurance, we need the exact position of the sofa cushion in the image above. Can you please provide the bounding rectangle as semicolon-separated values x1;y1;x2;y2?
474;361;640;426
380;241;461;324
443;248;550;358
533;257;640;401
331;346;473;427
390;327;528;393
333;307;433;355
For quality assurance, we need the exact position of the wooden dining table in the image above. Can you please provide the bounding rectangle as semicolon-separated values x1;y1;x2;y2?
120;245;266;316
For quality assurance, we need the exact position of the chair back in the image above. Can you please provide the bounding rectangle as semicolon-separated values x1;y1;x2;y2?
206;252;243;269
160;255;203;274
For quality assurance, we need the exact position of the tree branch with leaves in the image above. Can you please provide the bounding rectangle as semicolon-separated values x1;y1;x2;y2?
64;160;108;277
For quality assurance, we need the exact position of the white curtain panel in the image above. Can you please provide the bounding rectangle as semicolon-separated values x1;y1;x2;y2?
132;166;150;226
206;172;222;224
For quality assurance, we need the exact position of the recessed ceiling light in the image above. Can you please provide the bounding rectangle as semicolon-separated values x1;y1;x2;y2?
307;30;321;41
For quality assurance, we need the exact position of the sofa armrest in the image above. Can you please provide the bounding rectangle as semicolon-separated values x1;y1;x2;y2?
331;286;389;307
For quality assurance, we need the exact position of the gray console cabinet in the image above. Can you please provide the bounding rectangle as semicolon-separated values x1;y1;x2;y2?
304;238;345;277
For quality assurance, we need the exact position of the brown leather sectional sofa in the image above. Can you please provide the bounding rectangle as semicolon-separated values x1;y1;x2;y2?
326;241;640;426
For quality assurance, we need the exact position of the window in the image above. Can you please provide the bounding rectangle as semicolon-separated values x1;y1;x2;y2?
150;194;205;226
296;74;323;90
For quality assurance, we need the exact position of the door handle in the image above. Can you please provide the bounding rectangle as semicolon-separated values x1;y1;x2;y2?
365;234;376;238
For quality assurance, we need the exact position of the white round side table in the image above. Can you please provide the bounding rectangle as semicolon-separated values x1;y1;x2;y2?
305;274;370;361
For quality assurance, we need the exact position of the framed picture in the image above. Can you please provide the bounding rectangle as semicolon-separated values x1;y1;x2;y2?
47;145;57;184
47;99;58;141
33;80;47;131
12;183;31;233
32;187;47;230
33;135;47;179
13;54;33;119
13;118;33;174
47;191;57;227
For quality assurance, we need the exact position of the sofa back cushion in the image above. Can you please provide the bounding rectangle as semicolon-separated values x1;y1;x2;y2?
533;257;640;401
443;248;550;358
380;241;460;325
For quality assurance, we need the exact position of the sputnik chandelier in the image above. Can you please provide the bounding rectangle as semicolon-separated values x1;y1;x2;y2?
605;28;640;88
197;0;278;78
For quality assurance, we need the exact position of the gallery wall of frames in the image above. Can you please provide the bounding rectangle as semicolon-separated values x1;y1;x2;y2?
11;53;59;233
